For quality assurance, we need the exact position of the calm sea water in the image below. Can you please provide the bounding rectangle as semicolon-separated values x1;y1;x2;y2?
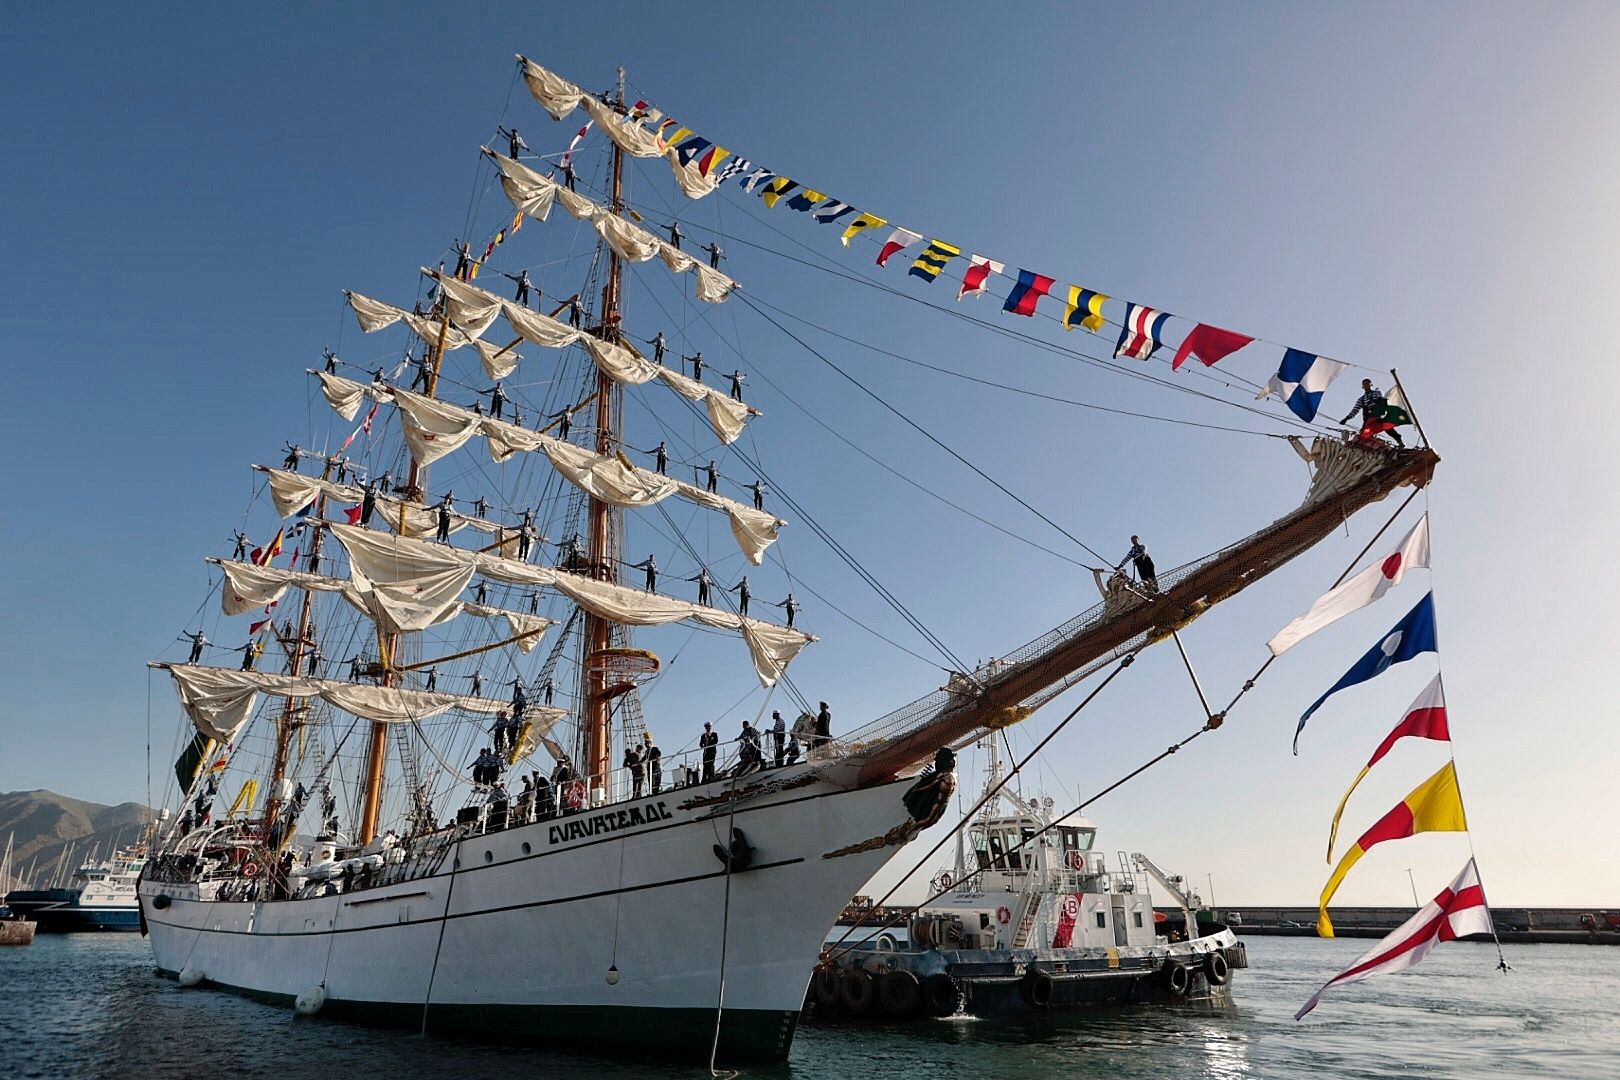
2;933;1615;1079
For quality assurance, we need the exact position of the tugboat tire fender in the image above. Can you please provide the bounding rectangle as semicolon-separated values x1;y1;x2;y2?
1204;950;1231;987
1021;969;1055;1009
151;893;171;910
878;970;922;1016
1163;961;1191;995
922;973;965;1017
813;966;841;1007
839;969;876;1013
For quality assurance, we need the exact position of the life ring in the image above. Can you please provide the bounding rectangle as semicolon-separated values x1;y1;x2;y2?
1065;850;1084;871
921;973;965;1017
1021;969;1055;1009
1204;950;1231;987
242;862;260;879
812;967;841;1008
875;931;898;953
877;970;922;1016
839;969;875;1013
996;905;1012;926
1163;961;1191;995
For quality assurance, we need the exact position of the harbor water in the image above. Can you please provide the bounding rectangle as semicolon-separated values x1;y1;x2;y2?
3;933;1614;1078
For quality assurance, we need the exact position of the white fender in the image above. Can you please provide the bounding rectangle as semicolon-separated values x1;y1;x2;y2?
294;985;327;1016
178;966;204;988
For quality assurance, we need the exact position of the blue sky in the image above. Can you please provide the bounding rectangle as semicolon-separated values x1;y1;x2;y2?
3;4;1618;906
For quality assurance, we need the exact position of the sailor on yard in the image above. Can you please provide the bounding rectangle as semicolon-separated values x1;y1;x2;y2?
729;575;751;616
566;294;584;328
774;592;799;628
465;671;483;698
498;125;526;160
688;566;713;606
644;439;669;475
283;444;300;472
187;631;207;664
647;331;667;366
635;553;658;592
239;641;262;671
1117;536;1158;593
704;460;719;493
702;241;724;270
485;381;507;420
436;493;453;543
361;481;377;526
750;480;767;511
729;370;747;402
322;347;338;373
231;531;248;560
686;351;704;383
667;220;683;250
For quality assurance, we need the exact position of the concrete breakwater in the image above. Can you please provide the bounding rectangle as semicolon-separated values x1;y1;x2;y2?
1212;906;1620;944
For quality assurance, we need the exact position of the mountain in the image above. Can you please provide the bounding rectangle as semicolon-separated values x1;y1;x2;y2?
0;789;156;892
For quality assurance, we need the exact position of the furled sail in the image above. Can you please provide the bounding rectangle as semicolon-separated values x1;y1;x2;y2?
431;271;506;338
164;664;555;745
214;558;351;616
210;558;553;655
259;465;501;541
483;150;739;304
314;371;390;422
331;524;477;633
344;291;472;350
482;147;559;222
579;95;665;159
516;55;585;120
501;300;583;349
321;528;810;686
579;336;754;444
515;57;723;202
475;338;522;380
390;388;486;467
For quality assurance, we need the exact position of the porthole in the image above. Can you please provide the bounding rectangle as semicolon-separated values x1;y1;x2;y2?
484;850;493;864
521;842;532;855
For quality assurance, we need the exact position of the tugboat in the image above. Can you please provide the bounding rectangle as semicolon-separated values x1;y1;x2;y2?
812;739;1244;1019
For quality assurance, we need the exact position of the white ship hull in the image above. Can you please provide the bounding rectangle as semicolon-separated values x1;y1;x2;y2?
140;771;913;1060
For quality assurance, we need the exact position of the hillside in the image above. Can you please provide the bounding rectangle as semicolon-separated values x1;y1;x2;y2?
0;789;156;892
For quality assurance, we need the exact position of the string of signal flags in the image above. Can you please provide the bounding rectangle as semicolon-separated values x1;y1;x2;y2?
514;56;1392;432
1267;511;1508;1018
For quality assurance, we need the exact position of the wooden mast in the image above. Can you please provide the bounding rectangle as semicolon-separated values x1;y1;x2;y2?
357;299;455;844
262;457;331;839
583;69;628;797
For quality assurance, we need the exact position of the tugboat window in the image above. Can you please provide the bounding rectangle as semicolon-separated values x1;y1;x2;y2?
1094;912;1107;929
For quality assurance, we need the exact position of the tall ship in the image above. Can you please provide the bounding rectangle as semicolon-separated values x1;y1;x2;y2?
137;55;1437;1061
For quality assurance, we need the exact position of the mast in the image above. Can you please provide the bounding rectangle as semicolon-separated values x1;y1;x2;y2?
582;69;628;797
358;287;456;844
263;457;331;838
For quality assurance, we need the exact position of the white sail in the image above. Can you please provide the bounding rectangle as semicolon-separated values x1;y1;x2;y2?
431;272;506;338
501;301;582;349
265;467;363;518
261;464;502;543
346;292;471;350
320;528;808;686
463;604;555;655
391;388;485;467
214;559;352;617
517;55;584;120
483;149;559;222
474;338;522;380
484;171;738;304
580;337;754;444
664;146;722;200
313;370;383;422
332;524;477;633
344;290;406;333
579;96;665;159
165;664;550;745
594;212;664;264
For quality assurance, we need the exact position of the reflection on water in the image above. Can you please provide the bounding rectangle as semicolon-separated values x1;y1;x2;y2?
3;934;1615;1079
